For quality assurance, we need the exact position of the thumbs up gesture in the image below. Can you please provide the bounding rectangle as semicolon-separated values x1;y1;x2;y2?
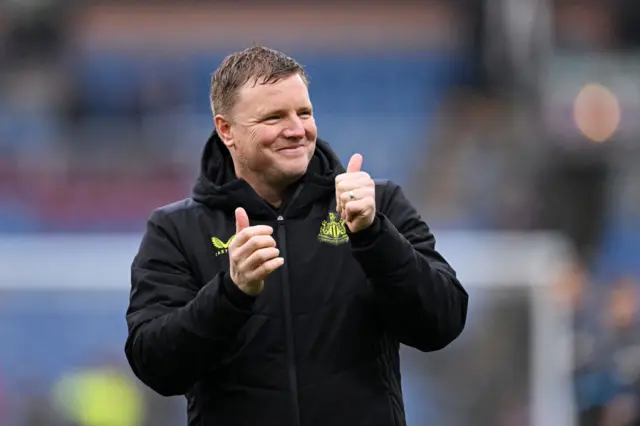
228;208;284;296
335;153;376;233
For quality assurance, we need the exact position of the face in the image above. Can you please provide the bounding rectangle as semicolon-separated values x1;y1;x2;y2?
609;279;638;328
215;73;317;187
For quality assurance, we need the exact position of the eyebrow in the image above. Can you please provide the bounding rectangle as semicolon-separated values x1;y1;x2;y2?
258;108;287;117
258;106;313;117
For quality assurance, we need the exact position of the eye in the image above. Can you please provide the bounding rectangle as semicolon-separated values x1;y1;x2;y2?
263;115;281;122
298;110;313;117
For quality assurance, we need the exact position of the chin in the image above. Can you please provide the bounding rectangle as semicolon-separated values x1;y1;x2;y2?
277;161;308;182
285;165;309;180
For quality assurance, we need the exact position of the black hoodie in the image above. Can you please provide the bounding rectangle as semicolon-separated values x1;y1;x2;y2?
125;132;468;426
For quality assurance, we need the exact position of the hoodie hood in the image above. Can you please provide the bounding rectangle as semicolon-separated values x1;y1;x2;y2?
192;131;344;219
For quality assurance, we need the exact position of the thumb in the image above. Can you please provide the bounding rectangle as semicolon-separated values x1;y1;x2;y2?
235;207;250;233
347;153;363;173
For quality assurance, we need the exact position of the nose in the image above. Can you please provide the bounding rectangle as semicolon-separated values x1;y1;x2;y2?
282;116;306;139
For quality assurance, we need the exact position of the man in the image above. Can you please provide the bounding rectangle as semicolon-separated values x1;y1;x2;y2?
125;46;468;426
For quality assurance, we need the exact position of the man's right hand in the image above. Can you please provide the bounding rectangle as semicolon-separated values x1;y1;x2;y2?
228;207;284;296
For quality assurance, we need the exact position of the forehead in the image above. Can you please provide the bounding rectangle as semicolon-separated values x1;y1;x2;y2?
234;74;311;115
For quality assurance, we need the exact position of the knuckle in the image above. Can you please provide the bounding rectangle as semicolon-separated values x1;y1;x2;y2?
260;234;272;245
246;235;260;247
253;267;267;281
243;238;256;251
258;236;272;249
237;232;250;244
258;249;270;263
265;260;278;273
258;263;270;275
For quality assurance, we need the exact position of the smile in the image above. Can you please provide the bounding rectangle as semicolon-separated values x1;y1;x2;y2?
277;145;305;153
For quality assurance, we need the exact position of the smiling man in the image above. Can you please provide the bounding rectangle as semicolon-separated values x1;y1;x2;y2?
125;45;468;426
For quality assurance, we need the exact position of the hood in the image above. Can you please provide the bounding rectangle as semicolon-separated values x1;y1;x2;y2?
192;131;344;219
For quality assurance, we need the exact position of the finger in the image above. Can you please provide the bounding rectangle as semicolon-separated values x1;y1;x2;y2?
335;170;368;210
232;225;274;248
233;235;277;261
335;173;347;212
336;176;374;193
347;153;363;173
344;199;373;221
235;208;250;234
248;257;285;282
339;187;374;205
335;171;369;185
241;247;280;271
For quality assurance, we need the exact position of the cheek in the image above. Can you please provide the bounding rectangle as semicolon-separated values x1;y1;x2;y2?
252;127;280;149
246;127;261;145
305;118;318;140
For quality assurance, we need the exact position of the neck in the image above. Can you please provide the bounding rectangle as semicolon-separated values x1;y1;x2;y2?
249;177;284;208
235;169;287;207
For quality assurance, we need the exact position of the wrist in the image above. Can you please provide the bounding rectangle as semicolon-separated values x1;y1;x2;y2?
347;214;382;244
223;274;259;309
238;280;264;297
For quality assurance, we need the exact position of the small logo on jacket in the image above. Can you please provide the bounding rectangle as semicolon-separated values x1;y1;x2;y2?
318;213;349;245
212;235;235;256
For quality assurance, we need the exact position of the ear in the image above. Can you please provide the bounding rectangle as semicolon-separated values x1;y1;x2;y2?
214;114;234;148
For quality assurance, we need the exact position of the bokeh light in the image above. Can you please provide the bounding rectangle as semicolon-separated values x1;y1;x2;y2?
573;82;621;143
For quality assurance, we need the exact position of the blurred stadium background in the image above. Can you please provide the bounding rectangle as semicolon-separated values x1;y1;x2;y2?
0;1;639;425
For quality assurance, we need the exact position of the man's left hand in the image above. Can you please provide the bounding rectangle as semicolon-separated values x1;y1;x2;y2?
335;153;376;233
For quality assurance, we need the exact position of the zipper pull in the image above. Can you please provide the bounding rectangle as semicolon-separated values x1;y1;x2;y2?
277;215;284;223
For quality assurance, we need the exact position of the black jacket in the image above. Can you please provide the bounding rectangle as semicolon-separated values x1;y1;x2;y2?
125;132;468;426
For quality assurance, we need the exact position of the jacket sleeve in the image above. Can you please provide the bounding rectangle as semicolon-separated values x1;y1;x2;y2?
125;209;256;396
348;182;468;352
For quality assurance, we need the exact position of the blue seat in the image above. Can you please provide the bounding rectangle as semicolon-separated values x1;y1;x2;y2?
592;222;640;283
71;51;144;115
62;48;464;207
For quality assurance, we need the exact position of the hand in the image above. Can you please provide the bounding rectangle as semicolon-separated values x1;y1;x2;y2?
335;153;376;233
228;208;284;296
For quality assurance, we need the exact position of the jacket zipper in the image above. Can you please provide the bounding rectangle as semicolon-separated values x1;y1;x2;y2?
277;215;301;426
276;183;304;426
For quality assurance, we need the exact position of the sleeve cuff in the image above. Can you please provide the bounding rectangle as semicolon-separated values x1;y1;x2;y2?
347;213;384;247
348;213;419;278
221;273;257;310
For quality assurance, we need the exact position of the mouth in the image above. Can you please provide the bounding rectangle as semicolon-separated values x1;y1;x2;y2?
277;145;306;154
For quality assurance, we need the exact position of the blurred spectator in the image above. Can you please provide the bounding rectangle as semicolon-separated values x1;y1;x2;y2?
413;287;531;426
416;89;538;230
615;0;640;50
600;277;640;426
536;147;611;266
1;0;71;68
556;262;609;426
51;359;145;426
